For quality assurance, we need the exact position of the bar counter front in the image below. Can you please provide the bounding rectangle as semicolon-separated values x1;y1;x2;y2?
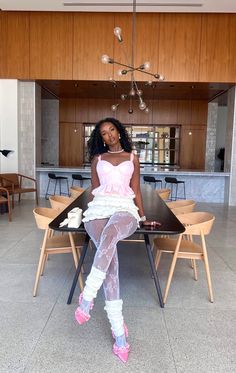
36;166;230;203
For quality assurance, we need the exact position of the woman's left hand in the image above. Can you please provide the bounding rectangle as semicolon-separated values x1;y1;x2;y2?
142;220;161;227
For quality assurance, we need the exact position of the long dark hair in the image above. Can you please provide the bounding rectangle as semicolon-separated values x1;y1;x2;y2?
87;117;133;161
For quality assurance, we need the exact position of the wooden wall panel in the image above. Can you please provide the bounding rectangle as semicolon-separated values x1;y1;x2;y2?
30;12;73;79
59;122;83;166
158;14;201;82
152;100;178;124
199;14;236;82
59;99;76;122
59;98;207;169
0;12;29;78
73;13;114;80
180;126;206;169
135;13;160;82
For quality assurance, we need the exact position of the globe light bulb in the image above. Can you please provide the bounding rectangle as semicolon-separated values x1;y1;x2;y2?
114;27;123;42
118;69;123;76
121;94;127;101
111;104;119;112
137;89;143;96
188;131;192;136
129;87;136;96
145;80;153;86
143;61;150;70
101;54;112;64
128;108;134;114
139;101;147;111
145;107;150;114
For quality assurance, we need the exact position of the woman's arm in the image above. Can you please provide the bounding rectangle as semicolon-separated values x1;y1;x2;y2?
130;154;161;227
90;156;100;192
130;154;145;217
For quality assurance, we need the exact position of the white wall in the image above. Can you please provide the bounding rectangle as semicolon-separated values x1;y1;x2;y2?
0;79;18;172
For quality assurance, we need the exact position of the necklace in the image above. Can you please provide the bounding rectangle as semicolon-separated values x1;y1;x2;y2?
107;149;124;154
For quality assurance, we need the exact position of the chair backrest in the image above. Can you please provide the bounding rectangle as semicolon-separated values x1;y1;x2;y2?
156;188;171;200
165;177;178;183
177;212;215;236
49;195;74;211
0;173;19;187
70;186;85;199
167;200;196;215
33;207;59;230
48;173;57;179
143;176;155;183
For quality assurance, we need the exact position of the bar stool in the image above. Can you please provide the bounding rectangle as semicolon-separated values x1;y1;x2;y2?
71;174;91;187
143;176;162;189
164;177;186;201
45;173;69;199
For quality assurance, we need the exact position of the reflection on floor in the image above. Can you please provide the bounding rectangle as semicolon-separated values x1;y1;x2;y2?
0;199;236;373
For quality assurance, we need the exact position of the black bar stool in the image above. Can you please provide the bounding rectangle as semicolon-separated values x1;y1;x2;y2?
143;176;162;189
164;177;186;201
71;174;91;187
45;173;69;199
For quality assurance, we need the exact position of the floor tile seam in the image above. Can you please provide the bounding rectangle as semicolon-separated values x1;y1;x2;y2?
207;247;236;274
22;301;58;373
0;230;36;259
162;310;178;373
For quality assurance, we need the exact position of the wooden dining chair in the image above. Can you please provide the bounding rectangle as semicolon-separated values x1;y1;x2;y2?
33;207;85;297
166;199;196;215
70;186;85;199
153;211;215;304
0;187;12;222
156;188;171;201
49;195;74;211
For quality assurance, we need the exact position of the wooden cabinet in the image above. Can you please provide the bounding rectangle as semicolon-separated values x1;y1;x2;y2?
59;122;83;166
0;12;29;78
180;126;206;169
158;13;201;82
30;12;73;79
73;13;114;80
199;14;236;82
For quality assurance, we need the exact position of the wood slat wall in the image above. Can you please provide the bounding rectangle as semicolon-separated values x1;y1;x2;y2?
29;12;73;79
59;98;208;168
0;12;235;82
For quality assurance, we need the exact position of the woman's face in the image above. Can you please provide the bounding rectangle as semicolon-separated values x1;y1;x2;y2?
99;122;120;147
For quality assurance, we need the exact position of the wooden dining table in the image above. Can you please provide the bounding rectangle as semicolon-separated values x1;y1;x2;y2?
49;185;185;308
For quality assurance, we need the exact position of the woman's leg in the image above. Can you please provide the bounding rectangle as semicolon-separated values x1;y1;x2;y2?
76;212;137;313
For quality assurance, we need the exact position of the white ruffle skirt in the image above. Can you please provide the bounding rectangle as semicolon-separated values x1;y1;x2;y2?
82;194;140;224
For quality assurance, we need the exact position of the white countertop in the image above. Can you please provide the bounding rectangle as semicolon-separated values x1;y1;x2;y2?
36;166;230;177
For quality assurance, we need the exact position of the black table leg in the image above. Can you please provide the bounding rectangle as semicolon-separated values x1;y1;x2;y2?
67;233;90;305
144;233;164;308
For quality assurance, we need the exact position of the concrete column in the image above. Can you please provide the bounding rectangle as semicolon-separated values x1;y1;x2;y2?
225;87;236;205
205;102;218;171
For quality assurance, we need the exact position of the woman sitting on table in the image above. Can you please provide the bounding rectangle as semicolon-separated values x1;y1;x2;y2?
75;117;160;363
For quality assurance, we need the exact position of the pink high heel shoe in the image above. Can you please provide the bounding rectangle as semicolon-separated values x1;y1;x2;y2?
113;343;130;363
74;293;94;325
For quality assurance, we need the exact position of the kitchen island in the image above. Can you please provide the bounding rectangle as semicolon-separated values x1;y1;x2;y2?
36;166;230;203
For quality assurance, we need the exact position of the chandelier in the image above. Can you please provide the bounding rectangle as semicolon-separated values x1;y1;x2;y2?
101;0;165;114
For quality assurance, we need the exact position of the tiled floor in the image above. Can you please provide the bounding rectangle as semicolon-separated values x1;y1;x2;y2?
0;199;236;373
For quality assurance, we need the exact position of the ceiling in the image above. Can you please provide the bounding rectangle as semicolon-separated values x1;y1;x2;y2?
38;80;233;105
1;0;236;13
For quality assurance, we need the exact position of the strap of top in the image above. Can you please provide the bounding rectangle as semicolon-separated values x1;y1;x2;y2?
98;155;101;161
130;152;134;161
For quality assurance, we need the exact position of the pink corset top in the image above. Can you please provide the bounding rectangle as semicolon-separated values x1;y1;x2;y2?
92;153;135;197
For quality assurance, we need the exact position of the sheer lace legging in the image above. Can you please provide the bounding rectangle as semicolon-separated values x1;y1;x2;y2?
84;211;138;301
